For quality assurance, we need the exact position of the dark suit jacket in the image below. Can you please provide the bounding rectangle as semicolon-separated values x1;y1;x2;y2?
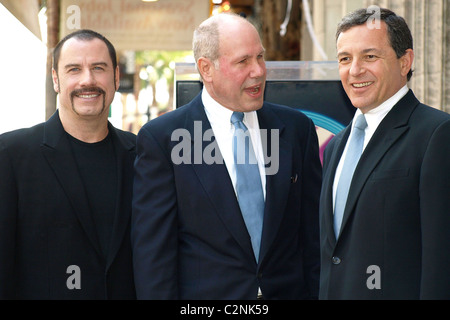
132;92;322;300
319;90;450;299
0;111;137;299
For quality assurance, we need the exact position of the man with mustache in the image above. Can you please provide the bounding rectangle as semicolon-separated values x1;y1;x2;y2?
131;13;322;300
0;29;136;299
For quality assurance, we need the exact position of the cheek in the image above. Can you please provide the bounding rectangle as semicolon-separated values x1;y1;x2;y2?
338;65;348;78
229;72;248;90
57;76;75;92
339;68;350;89
220;64;246;85
220;72;241;91
219;66;236;83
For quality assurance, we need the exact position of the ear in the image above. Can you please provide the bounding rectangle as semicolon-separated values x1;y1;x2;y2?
400;49;414;78
197;57;214;83
52;68;59;93
115;65;120;91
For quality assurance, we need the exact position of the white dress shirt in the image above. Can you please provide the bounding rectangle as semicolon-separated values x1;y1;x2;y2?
332;85;409;210
202;88;266;200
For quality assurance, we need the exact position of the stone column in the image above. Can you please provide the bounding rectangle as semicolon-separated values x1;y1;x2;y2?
364;0;448;112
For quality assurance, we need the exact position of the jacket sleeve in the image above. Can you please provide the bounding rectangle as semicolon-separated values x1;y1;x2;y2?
0;137;17;299
299;118;322;299
131;125;179;299
419;118;450;299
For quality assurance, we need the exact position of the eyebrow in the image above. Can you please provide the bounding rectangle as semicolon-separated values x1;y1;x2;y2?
338;48;383;57
63;62;109;70
362;48;383;55
236;49;266;60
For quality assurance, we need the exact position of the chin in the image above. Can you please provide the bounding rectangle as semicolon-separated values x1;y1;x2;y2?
76;110;105;118
248;99;264;111
348;98;368;109
73;105;106;116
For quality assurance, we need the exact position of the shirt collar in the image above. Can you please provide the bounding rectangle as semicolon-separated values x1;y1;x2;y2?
201;88;258;129
354;85;409;130
202;88;234;128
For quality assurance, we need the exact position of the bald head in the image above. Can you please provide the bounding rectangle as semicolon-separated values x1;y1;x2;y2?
193;13;258;68
192;12;266;112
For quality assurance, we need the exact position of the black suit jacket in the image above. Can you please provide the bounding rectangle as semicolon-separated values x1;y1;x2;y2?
0;111;137;299
132;92;322;299
319;90;450;299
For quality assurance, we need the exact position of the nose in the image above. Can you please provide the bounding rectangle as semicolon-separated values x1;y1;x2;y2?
250;59;266;79
79;68;97;86
349;59;364;77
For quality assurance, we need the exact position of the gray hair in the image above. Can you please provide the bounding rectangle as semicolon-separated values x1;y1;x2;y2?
192;13;250;71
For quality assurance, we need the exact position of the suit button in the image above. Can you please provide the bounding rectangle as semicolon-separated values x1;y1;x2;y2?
332;256;341;265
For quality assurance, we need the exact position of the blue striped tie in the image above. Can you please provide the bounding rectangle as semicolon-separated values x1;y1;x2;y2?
231;112;265;261
334;114;367;239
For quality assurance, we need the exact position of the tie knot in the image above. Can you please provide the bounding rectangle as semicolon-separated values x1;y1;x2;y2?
354;114;367;131
231;111;245;125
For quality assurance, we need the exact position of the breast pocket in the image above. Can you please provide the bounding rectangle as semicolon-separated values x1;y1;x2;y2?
370;168;410;181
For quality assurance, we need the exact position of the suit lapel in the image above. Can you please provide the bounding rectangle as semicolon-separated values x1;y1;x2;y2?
256;104;291;265
40;111;103;257
322;127;350;244
184;94;255;260
106;126;136;269
184;96;294;264
338;90;420;238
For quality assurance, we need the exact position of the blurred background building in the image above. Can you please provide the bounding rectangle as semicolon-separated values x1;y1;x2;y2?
0;0;448;134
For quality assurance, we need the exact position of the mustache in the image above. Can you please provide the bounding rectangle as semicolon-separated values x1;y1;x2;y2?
70;87;105;98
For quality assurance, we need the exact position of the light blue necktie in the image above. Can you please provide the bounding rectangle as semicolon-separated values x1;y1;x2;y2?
231;111;265;261
334;114;367;239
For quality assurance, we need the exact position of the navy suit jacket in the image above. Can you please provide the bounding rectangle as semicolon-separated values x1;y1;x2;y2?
0;111;136;299
319;90;450;299
132;92;322;299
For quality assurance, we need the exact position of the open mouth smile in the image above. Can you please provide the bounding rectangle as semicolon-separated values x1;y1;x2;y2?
245;85;263;96
352;81;373;88
77;93;101;98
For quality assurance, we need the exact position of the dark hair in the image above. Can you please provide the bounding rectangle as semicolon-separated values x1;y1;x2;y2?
336;7;414;81
52;29;117;72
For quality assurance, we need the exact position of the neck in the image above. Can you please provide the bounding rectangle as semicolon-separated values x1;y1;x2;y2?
59;108;109;143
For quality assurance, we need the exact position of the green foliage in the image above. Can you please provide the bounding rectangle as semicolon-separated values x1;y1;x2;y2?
135;50;193;110
136;50;193;83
